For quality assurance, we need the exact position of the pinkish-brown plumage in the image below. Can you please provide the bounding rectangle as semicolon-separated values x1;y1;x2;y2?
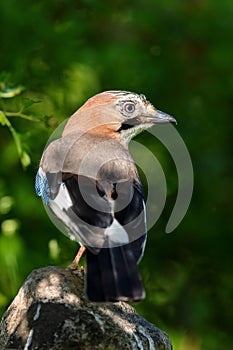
36;90;175;301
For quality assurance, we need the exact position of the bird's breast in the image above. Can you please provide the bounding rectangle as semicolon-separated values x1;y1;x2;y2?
41;133;138;183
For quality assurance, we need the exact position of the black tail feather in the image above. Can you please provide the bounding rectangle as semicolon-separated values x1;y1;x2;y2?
86;243;145;302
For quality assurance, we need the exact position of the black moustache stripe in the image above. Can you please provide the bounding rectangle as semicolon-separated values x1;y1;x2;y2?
117;117;139;132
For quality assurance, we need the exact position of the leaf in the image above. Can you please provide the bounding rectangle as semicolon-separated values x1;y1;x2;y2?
8;126;31;169
9;127;22;158
0;111;7;126
21;98;41;111
20;151;31;169
1;108;37;169
0;85;25;98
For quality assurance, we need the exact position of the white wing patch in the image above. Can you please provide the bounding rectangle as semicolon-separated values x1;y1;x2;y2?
53;182;73;210
104;218;129;245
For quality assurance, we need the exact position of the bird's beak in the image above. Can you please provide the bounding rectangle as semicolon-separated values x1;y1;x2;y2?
145;109;177;124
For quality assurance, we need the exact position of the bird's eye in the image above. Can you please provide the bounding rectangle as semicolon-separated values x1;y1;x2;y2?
124;103;135;113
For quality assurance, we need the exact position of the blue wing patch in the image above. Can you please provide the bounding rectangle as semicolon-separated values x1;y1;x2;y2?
35;167;50;205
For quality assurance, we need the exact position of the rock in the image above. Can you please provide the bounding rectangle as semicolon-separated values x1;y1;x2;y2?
0;266;172;350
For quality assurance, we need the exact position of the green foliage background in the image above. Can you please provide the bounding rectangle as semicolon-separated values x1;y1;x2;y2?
0;1;232;349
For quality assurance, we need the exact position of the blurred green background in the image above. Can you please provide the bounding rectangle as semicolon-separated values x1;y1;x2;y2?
0;1;232;349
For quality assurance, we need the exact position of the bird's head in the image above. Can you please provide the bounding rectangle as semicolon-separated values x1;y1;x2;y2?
63;90;176;143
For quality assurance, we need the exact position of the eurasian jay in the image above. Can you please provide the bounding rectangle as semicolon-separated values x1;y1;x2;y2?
35;90;175;302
